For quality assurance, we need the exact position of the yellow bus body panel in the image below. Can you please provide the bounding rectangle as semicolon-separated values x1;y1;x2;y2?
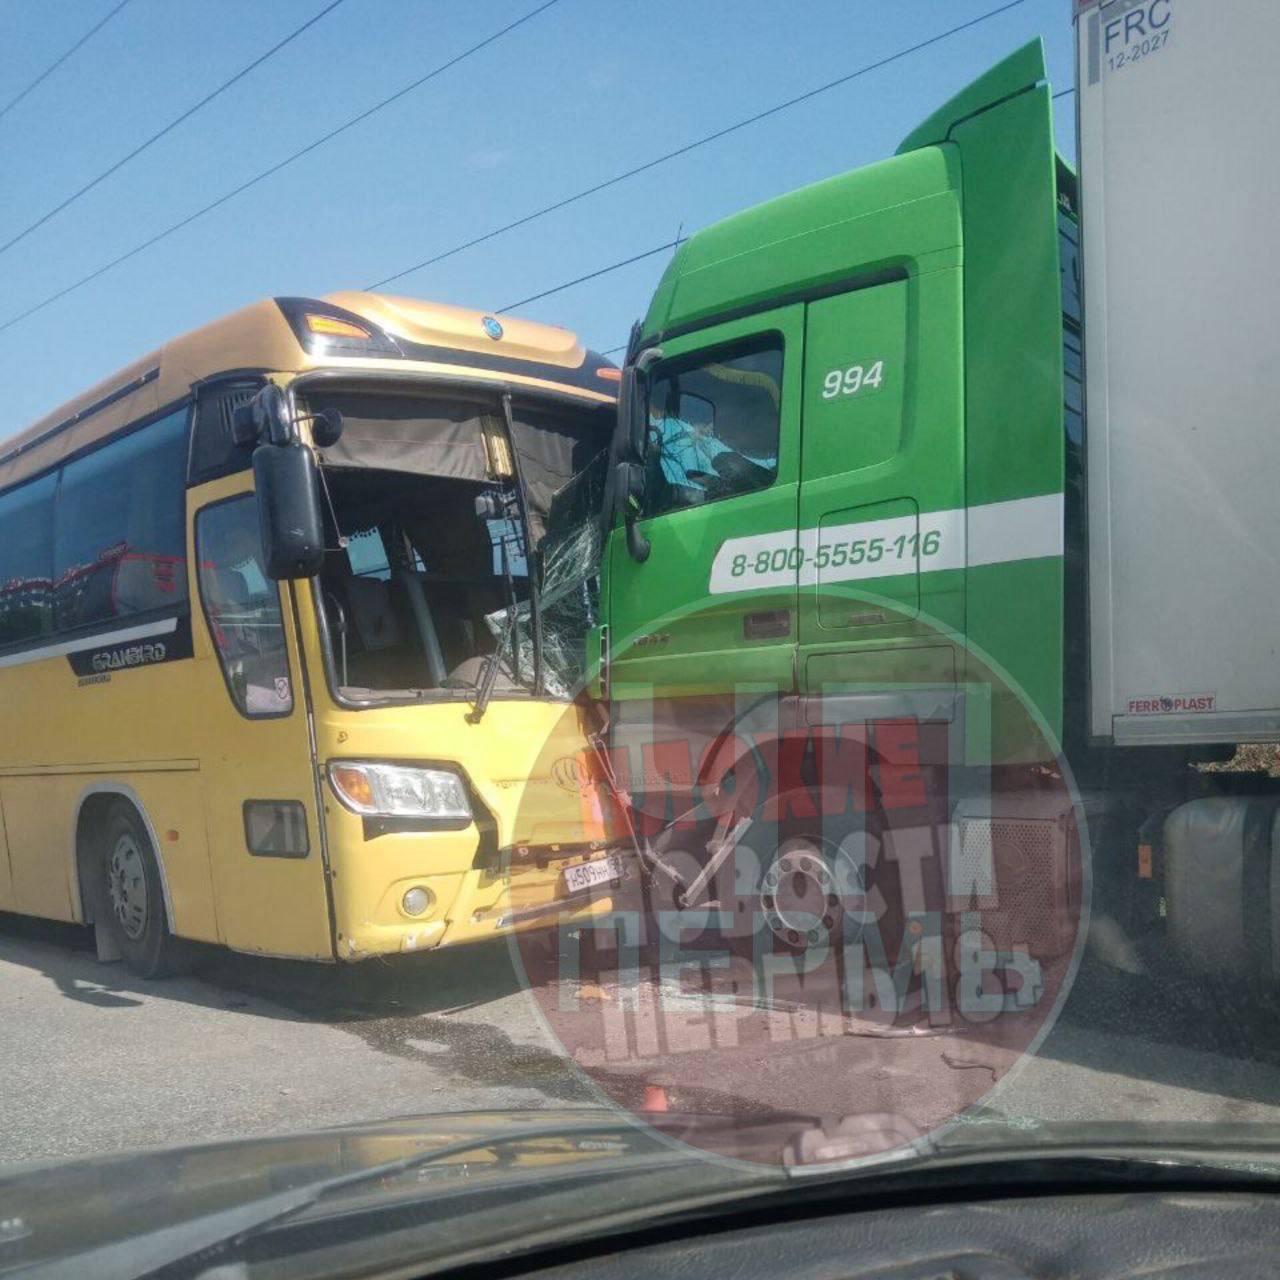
309;680;618;959
0;295;621;963
0;460;618;964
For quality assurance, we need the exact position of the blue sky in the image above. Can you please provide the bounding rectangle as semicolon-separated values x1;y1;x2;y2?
0;0;1076;435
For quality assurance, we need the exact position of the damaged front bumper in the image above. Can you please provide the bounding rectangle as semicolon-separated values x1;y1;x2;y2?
334;844;635;959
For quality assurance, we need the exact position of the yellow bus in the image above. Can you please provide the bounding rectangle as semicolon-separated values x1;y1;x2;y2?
0;292;627;975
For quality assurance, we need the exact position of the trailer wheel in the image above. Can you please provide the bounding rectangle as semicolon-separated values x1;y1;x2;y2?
96;801;180;979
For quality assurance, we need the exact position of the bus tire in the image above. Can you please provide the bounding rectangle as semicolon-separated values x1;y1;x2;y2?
96;800;180;979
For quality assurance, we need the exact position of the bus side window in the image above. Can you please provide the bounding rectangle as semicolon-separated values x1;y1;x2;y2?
52;407;189;632
0;472;56;647
196;495;294;718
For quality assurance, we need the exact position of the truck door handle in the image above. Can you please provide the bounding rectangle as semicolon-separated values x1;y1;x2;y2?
744;610;791;639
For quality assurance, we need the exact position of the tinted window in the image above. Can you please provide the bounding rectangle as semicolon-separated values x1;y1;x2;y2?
1059;210;1082;326
642;337;783;517
189;380;262;483
197;495;293;717
0;472;55;647
53;409;189;633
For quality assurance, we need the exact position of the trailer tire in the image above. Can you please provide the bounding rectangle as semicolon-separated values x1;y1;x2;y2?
1164;796;1280;982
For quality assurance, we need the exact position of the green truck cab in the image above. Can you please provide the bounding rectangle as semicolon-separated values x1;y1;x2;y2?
598;40;1076;767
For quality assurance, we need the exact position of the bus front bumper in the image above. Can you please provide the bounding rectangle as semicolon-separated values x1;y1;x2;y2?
333;846;634;960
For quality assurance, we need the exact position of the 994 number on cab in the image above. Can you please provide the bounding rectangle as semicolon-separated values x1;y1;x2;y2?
821;359;885;399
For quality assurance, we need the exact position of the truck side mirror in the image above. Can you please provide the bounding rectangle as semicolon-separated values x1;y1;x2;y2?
254;442;326;580
619;346;664;459
613;346;662;563
615;459;650;564
620;365;644;461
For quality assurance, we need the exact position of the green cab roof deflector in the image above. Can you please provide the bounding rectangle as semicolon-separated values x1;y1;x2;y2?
896;37;1048;154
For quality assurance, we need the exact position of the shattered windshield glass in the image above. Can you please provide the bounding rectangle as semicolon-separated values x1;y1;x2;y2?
485;451;608;699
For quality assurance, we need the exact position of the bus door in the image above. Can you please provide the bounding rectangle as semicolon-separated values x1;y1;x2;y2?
796;273;965;700
191;487;334;960
607;305;804;696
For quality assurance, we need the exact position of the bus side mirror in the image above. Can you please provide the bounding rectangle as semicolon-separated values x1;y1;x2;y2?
234;383;295;448
254;443;326;580
310;407;344;448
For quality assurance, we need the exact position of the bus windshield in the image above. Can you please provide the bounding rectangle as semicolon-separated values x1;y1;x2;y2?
307;386;610;703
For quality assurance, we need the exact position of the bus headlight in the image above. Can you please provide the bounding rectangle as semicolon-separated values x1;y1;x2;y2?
329;762;472;821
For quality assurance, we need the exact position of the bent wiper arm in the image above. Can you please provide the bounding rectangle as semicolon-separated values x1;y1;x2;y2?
467;604;520;725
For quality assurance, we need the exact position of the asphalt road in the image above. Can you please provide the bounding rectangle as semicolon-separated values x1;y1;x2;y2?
0;912;1278;1168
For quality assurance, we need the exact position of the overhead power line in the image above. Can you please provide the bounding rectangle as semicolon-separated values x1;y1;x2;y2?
0;0;562;337
0;0;1062;337
366;0;1033;291
582;84;1078;356
0;0;134;124
497;238;686;314
505;68;1071;330
0;0;349;260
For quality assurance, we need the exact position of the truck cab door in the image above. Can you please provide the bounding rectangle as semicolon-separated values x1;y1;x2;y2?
606;305;804;695
797;272;965;695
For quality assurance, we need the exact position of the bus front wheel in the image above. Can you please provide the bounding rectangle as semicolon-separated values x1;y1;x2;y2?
95;801;181;979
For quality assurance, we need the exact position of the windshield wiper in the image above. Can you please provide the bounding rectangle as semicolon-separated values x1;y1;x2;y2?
467;602;521;725
467;480;533;724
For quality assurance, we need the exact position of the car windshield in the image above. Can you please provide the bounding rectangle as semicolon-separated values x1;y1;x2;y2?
1;1;1279;1277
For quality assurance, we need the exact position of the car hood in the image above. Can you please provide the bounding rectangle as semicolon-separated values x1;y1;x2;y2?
0;1107;781;1275
5;1108;1280;1277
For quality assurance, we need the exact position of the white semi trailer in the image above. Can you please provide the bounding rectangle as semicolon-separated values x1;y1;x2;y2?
1076;0;1280;980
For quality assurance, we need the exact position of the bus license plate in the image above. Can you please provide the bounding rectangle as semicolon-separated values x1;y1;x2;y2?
562;854;623;894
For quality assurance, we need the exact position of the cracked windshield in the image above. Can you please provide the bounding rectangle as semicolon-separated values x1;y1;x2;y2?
1;1;1278;1277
